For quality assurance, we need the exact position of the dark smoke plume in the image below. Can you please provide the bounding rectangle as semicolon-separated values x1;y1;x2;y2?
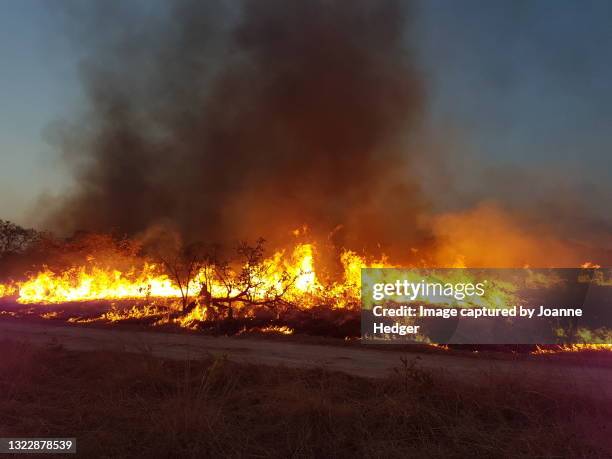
49;0;426;252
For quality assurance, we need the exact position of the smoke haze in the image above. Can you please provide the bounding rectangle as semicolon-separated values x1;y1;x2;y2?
47;0;427;253
40;0;611;267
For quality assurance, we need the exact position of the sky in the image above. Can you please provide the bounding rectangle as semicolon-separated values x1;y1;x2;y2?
0;0;611;226
0;0;83;223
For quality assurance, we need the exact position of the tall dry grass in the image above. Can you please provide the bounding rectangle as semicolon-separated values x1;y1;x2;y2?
0;340;609;458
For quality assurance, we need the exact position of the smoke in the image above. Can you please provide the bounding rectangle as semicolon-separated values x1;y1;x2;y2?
428;202;611;268
46;0;427;253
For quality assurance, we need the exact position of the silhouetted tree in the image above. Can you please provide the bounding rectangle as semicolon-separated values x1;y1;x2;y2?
210;238;297;319
148;229;299;317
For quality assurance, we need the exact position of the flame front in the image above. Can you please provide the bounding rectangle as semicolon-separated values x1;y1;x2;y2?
0;241;610;355
15;264;179;304
2;243;378;308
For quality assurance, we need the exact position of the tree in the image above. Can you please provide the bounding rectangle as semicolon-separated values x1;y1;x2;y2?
159;241;209;313
208;238;298;319
0;220;39;259
152;235;299;319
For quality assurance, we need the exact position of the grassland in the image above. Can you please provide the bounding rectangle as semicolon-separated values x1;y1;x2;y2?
0;340;610;458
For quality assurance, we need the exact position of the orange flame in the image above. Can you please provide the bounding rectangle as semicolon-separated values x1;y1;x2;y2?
0;237;609;355
0;243;384;309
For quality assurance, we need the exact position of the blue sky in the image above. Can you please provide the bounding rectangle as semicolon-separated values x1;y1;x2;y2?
1;0;611;225
420;1;612;168
416;0;612;217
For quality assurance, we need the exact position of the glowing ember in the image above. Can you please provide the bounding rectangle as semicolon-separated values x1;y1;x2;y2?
257;325;294;335
581;261;601;269
533;344;612;354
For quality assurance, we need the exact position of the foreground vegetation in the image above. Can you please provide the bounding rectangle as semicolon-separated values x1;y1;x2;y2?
0;341;609;458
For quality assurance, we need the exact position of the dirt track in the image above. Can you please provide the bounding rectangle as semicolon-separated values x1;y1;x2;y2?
1;318;611;401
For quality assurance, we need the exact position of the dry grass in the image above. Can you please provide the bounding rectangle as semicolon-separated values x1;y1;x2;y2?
0;340;609;458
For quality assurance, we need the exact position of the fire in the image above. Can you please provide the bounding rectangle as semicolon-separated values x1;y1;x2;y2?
0;283;16;298
0;241;394;332
242;325;294;335
16;263;180;304
0;242;380;308
581;261;601;269
261;243;321;299
533;327;612;354
0;236;609;355
533;344;612;354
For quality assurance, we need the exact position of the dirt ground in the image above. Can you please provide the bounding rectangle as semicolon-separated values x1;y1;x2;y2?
1;318;611;403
